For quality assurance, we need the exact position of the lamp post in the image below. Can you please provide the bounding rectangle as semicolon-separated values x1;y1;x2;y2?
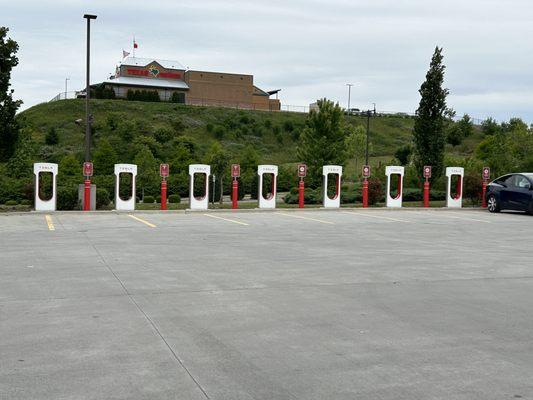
83;13;97;163
346;83;353;112
364;103;376;166
64;77;70;99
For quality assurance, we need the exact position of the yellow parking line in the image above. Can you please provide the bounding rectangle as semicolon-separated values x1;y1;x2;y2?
128;214;157;228
275;212;334;225
203;213;249;226
45;215;55;231
341;211;412;223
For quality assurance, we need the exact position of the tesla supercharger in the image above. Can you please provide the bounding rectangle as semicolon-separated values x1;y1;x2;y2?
114;164;137;211
385;166;404;208
322;165;342;208
258;165;278;209
189;164;210;210
34;163;58;211
446;167;464;208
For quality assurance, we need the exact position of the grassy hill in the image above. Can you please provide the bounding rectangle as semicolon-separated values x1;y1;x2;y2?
19;99;422;165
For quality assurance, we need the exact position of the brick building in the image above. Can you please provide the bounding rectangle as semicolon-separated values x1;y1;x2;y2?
101;57;281;111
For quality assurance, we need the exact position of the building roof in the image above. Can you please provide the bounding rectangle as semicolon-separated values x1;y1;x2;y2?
120;56;185;70
105;76;189;90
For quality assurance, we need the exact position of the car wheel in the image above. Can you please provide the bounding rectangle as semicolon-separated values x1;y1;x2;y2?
487;195;500;213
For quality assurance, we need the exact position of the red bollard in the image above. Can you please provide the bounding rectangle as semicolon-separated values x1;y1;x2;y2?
298;179;305;208
161;180;167;210
481;181;487;208
362;179;369;208
423;181;430;208
83;179;91;211
232;179;238;209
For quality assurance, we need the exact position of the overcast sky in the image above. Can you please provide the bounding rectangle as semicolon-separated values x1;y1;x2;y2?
3;0;533;122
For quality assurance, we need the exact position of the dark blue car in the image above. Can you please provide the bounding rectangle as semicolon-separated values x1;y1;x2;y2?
486;173;533;214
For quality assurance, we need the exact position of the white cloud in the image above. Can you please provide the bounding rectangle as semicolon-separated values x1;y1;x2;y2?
3;0;533;121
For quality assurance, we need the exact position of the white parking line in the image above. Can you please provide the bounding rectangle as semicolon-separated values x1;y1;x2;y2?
275;212;334;225
203;213;249;226
341;211;412;223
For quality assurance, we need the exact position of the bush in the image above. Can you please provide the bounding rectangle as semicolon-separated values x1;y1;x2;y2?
45;127;59;145
368;178;384;205
143;195;155;204
284;187;321;204
170;91;185;103
168;194;181;204
5;200;18;206
57;186;80;210
463;172;482;206
20;199;31;206
96;188;111;209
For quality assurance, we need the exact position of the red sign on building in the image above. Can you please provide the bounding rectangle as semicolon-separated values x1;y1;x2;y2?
423;165;432;179
83;162;93;177
482;167;490;181
160;164;169;178
231;164;240;178
297;164;307;178
362;165;371;178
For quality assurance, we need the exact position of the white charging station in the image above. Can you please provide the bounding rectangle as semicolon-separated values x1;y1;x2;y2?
257;165;278;209
385;166;404;208
33;163;58;211
322;165;342;208
446;167;464;208
114;164;137;211
189;164;210;210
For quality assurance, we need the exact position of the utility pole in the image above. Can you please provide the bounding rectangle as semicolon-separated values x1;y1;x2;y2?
346;83;353;112
65;77;70;99
83;14;97;162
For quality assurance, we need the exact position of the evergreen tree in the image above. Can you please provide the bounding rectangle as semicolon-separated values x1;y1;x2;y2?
93;139;117;175
45;127;59;145
297;98;348;187
0;27;22;161
413;47;449;180
133;145;158;198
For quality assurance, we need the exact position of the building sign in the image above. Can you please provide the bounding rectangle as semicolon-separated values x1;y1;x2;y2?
126;68;182;80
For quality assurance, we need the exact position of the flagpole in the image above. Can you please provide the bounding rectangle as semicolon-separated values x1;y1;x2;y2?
133;36;135;58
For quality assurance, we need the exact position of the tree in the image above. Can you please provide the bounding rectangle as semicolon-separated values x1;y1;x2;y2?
394;144;412;165
133;145;158;199
297;98;348;187
413;47;449;181
481;117;500;136
344;125;368;175
6;129;33;179
206;141;230;204
93;139;118;175
456;114;474;138
0;27;22;161
45;127;59;145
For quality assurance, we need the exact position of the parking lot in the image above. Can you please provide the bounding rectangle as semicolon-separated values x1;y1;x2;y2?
1;209;532;399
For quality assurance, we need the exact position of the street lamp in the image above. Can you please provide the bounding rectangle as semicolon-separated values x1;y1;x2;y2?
364;103;376;166
64;77;70;99
346;83;353;112
83;13;97;162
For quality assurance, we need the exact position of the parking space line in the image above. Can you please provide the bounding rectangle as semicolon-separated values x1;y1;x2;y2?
341;211;412;223
275;212;334;225
440;214;491;223
203;213;249;226
45;215;55;231
128;214;157;228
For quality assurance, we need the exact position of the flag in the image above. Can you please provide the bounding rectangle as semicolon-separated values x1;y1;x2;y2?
122;50;130;58
133;40;138;49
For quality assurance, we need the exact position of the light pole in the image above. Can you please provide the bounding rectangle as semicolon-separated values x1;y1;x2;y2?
346;83;353;112
83;13;97;163
364;103;376;166
64;77;70;99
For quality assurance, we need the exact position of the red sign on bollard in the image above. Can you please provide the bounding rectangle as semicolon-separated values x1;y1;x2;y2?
362;165;371;178
231;164;240;178
160;163;169;178
482;167;490;181
423;165;432;179
298;164;307;178
83;162;93;177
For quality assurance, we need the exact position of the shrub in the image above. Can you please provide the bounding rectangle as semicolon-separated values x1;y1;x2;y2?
368;178;384;205
96;188;111;209
5;200;18;206
57;186;80;210
168;194;181;203
284;187;321;204
143;195;155;204
170;91;185;103
463;172;482;206
45;127;59;145
20;199;31;206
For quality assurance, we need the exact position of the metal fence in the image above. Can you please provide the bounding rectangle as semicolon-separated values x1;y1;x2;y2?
49;91;81;102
